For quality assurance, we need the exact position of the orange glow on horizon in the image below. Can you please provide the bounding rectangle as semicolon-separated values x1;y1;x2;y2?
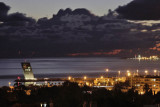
68;49;123;56
150;43;160;51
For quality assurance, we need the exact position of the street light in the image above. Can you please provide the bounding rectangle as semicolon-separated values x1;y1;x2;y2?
136;70;139;76
68;76;71;80
127;72;131;77
106;68;109;77
154;70;157;76
83;76;87;85
8;82;11;87
84;76;87;80
126;70;131;76
106;69;109;72
118;71;121;77
126;71;132;88
145;70;148;76
101;76;104;79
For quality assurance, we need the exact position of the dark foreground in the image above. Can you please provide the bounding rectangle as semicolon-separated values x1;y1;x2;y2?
0;81;160;107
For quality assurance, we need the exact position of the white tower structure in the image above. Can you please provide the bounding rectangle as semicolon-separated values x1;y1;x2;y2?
21;62;34;80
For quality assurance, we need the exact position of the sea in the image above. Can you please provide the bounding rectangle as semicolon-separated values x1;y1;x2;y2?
0;57;160;86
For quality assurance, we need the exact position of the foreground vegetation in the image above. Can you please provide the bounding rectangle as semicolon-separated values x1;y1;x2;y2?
0;81;160;107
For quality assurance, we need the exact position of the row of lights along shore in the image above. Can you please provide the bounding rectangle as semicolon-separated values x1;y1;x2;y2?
67;69;160;81
127;69;160;76
8;69;160;86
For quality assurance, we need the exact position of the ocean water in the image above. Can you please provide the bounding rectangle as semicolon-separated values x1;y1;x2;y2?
0;57;160;86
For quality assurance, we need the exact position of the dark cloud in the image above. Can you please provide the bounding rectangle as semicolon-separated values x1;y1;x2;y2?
5;12;36;26
0;2;10;21
116;0;160;20
38;8;96;27
56;8;72;17
0;2;159;57
0;2;35;26
54;8;95;18
72;8;94;16
7;13;35;22
1;13;157;57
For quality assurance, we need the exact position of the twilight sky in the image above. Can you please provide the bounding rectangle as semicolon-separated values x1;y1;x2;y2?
2;0;160;58
1;0;132;19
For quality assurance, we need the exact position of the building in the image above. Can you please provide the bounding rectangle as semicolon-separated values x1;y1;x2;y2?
21;62;36;86
130;76;160;94
16;62;67;87
21;62;35;80
94;77;126;90
18;62;160;95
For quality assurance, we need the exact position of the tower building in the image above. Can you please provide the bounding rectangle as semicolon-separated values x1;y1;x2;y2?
21;62;34;80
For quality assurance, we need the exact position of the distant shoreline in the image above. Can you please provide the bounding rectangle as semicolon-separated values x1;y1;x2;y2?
0;56;121;59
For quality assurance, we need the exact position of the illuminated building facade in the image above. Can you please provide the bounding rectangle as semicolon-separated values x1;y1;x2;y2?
21;62;35;80
21;62;35;86
131;76;160;94
94;77;126;90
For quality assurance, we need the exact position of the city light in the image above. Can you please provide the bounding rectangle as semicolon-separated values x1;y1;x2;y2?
145;70;148;75
118;71;121;77
68;76;71;80
118;71;120;75
106;68;109;77
127;72;131;76
154;70;157;76
131;55;159;60
84;76;87;80
106;69;109;72
127;70;130;73
126;70;131;76
8;82;11;87
137;70;139;75
101;76;104;79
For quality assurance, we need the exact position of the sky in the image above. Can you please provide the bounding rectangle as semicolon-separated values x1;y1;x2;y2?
1;0;133;19
2;0;160;57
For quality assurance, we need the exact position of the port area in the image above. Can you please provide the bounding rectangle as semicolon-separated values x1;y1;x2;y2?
4;75;160;107
129;55;159;60
14;77;98;87
13;75;160;95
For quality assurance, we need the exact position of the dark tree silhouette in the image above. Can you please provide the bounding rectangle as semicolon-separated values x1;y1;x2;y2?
143;83;150;93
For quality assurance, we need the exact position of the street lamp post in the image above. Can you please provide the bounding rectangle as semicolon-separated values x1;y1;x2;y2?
154;70;157;76
127;72;131;77
127;71;132;88
118;71;120;77
101;76;104;79
106;69;109;78
84;76;87;85
8;82;11;87
68;76;71;81
84;76;87;80
145;70;148;76
136;70;139;76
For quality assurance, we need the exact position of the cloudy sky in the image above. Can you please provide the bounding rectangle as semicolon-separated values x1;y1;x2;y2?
1;0;160;58
1;0;132;19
